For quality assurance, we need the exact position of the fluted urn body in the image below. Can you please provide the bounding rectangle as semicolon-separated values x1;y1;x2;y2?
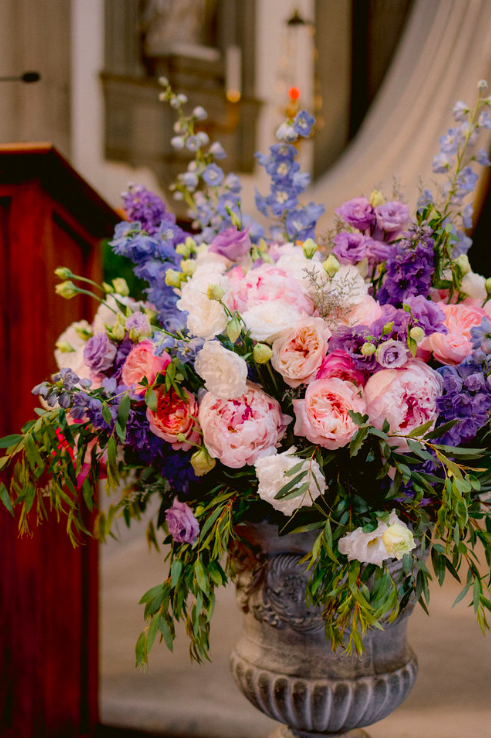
230;523;418;737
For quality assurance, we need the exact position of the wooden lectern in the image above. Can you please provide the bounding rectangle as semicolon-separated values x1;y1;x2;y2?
0;145;119;738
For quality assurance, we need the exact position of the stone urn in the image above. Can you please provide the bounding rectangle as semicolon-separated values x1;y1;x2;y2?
230;523;418;738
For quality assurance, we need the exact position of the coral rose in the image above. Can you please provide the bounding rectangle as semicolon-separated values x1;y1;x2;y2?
272;316;331;387
198;382;291;468
422;302;486;365
293;377;366;450
122;340;171;395
147;388;200;451
364;359;443;451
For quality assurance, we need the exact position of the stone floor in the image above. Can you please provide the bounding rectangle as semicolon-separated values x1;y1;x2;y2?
100;521;491;738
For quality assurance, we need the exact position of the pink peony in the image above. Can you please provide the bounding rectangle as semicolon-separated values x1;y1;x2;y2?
316;350;366;386
199;382;291;468
225;263;313;315
342;294;383;327
364;360;443;451
422;303;485;365
272;316;331;388
293;377;366;450
147;388;200;451
122;340;171;394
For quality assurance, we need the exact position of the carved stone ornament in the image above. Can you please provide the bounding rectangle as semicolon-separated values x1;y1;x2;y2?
230;523;418;738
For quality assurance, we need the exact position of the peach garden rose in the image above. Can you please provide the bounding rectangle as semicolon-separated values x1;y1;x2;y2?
272;316;331;388
422;302;486;365
122;340;171;395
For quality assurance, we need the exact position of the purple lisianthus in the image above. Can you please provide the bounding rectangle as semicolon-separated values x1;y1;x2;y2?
376;340;409;369
126;311;151;336
83;332;117;373
364;237;395;265
332;232;367;264
403;295;447;337
335;197;375;232
208;226;251;260
370;305;411;342
375;201;410;234
165;498;199;544
328;326;378;371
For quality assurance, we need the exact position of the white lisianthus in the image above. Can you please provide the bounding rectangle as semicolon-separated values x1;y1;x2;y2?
177;268;229;340
338;511;415;567
242;302;303;343
255;447;326;516
54;320;92;378
194;341;248;399
460;271;487;301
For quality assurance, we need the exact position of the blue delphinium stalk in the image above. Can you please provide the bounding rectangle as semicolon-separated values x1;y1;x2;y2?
254;112;325;242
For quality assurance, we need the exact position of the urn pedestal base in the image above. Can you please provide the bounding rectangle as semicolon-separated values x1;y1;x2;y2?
230;524;419;738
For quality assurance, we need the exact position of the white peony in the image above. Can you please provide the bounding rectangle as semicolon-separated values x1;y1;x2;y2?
242;302;303;343
194;341;248;399
255;446;326;516
338;511;415;567
461;271;487;301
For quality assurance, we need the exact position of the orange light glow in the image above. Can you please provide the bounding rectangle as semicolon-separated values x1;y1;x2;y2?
289;86;301;102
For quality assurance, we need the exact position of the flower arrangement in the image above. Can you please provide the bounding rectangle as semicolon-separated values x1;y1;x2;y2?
2;79;491;666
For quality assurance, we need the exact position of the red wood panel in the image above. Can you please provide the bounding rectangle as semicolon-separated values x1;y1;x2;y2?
0;158;113;737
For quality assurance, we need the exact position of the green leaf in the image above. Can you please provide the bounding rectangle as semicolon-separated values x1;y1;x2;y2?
423;419;458;440
407;420;433;438
0;482;13;516
147;614;160;652
195;559;209;594
159;617;174;651
145;389;158;412
117;393;131;432
275;471;307;500
101;403;112;425
350;426;369;457
170;559;182;588
135;632;147;667
0;434;23;449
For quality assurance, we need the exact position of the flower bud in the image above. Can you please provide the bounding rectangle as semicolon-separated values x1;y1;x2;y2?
54;266;72;279
165;269;182;288
112;322;126;341
253;343;273;364
227;318;241;344
369;190;385;208
485;277;491;294
382;523;416;560
455;254;471;275
55;281;78;299
302;238;318;259
176;432;187;443
381;321;394;336
261;253;274;264
361;342;376;356
207;284;225;301
323;254;340;277
185;236;197;252
229;210;242;228
409;326;425;343
191;447;216;476
478;80;488;92
112;277;130;296
181;259;197;276
158;76;169;87
175;242;191;257
102;282;114;293
192;106;207;121
170;136;185;150
55;341;75;353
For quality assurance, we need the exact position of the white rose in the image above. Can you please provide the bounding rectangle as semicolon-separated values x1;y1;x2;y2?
242;302;303;343
461;271;487;301
183;292;228;340
255;446;326;516
54;320;92;378
338;511;415;567
194;341;248;399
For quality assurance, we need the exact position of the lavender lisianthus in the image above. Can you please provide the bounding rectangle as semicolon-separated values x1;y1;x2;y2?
165;498;199;544
376;340;409;369
328;326;377;372
208;226;251;260
403;295;447;337
126;311;151;336
335;197;375;231
364;237;395;265
83;333;117;373
375;201;410;234
370;305;412;342
332;232;367;265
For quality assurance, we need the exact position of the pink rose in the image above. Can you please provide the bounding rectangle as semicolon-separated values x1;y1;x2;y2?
422;303;485;365
272;316;331;388
293;377;366;450
122;340;171;394
147;388;200;451
364;360;443;451
199;382;291;468
225;263;313;315
316;350;367;386
342;295;383;328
